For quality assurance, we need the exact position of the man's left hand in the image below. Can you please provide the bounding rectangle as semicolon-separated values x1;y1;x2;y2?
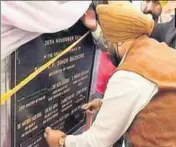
44;127;66;147
81;9;97;32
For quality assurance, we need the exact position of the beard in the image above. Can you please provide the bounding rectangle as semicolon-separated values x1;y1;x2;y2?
108;48;122;67
143;11;159;22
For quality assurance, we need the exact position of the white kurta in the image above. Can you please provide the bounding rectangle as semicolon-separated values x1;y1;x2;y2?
65;70;158;147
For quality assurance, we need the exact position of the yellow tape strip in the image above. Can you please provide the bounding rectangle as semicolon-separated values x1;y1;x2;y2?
1;31;90;105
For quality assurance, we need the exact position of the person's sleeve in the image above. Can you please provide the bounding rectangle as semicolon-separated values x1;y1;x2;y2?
65;71;158;147
1;1;91;33
91;23;108;51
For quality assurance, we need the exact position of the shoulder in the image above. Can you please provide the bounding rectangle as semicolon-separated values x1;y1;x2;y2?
108;70;157;91
104;70;158;103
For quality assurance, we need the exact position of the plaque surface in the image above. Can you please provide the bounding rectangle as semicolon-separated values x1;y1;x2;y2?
11;21;95;147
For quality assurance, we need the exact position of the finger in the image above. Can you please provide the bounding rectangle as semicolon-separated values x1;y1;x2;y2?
86;110;95;115
45;127;51;135
44;132;48;139
44;132;49;143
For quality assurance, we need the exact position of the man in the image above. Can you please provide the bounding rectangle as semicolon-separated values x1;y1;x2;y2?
141;0;162;27
81;1;173;146
82;0;174;101
141;0;176;48
44;1;176;147
81;0;175;113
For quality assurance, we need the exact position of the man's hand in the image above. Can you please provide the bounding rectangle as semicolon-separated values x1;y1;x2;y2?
81;9;97;32
44;127;66;147
82;98;102;114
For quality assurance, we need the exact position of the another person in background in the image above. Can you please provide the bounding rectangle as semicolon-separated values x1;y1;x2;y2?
142;0;162;27
142;0;176;48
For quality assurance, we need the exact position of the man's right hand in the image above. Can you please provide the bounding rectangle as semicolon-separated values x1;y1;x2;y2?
82;98;102;114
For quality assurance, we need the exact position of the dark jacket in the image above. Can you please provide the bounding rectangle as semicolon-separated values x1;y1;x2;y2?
151;16;176;48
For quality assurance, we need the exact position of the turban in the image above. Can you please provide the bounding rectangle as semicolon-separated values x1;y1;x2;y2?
96;2;154;43
159;0;168;7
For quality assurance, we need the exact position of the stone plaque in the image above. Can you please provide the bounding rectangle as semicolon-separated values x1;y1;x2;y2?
11;20;95;147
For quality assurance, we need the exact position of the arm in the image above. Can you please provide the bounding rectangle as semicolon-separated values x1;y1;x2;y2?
1;1;91;33
65;71;158;147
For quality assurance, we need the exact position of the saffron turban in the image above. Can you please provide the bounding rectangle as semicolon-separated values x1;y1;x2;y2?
96;1;154;43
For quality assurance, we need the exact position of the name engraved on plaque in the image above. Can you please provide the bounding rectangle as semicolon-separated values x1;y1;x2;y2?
11;21;95;147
